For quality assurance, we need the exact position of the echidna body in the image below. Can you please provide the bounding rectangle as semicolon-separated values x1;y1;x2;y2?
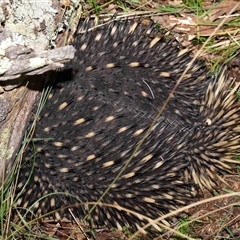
16;19;240;229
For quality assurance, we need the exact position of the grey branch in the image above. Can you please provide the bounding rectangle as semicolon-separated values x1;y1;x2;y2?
0;29;76;81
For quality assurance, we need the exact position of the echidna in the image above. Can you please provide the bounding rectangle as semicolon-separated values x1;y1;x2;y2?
15;18;240;229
